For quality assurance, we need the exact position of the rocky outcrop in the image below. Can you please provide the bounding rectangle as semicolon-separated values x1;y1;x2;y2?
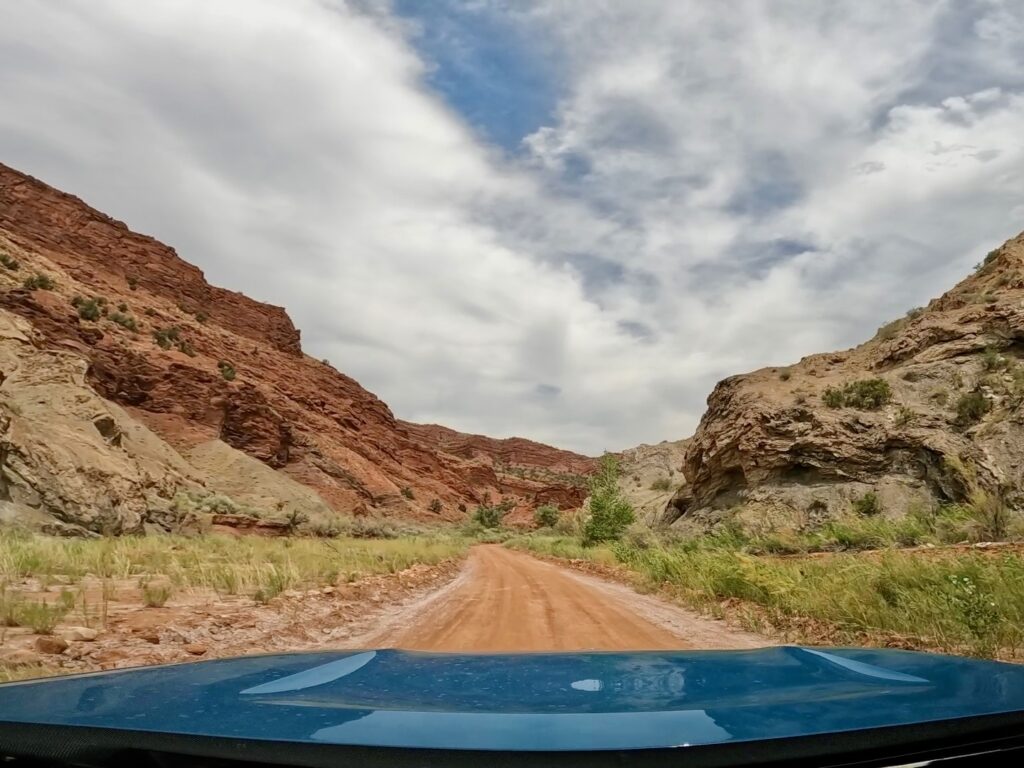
615;440;689;525
0;162;592;530
0;309;201;535
666;231;1024;531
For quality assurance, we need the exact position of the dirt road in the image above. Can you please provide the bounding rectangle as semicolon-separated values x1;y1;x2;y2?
361;545;767;652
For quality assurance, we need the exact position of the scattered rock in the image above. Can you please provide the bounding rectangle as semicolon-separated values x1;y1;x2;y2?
138;631;161;645
60;626;99;642
183;643;208;656
35;635;69;655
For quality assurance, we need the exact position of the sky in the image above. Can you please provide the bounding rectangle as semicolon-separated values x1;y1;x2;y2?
0;1;1022;455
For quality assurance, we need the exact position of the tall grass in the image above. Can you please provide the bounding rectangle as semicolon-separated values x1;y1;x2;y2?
509;535;1024;658
0;530;469;598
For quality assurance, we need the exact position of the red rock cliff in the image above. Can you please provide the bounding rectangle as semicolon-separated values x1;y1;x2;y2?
0;162;593;522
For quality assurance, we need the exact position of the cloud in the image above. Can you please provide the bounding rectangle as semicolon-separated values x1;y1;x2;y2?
0;0;1022;455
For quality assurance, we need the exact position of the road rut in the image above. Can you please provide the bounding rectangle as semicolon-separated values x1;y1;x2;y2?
362;545;768;652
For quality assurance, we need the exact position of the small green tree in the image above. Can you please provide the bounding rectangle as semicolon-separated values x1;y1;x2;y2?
473;500;513;529
582;455;635;544
533;504;560;528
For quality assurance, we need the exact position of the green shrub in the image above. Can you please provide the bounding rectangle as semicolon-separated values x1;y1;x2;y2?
74;296;102;321
109;311;137;331
894;407;916;428
429;498;443;514
195;311;209;323
127;276;138;290
175;339;196;356
473;501;512;529
955;391;990;425
533;504;560;528
852;491;881;517
981;347;1009;371
152;326;181;350
582;455;635;544
22;273;55;291
218;361;236;381
823;379;892;409
400;486;415;500
0;252;20;271
142;583;173;608
649;477;673;492
117;302;128;312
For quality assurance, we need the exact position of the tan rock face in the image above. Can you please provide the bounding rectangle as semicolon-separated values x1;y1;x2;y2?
666;232;1024;529
0;163;593;528
615;440;689;525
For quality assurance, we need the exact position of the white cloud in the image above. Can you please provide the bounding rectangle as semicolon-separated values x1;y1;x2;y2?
0;0;1022;454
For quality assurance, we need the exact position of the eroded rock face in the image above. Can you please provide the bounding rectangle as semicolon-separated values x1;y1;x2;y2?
666;231;1024;529
0;309;201;535
0;163;593;526
615;439;689;525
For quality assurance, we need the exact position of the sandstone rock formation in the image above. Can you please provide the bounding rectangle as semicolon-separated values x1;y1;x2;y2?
0;162;593;533
666;231;1024;532
615;439;689;525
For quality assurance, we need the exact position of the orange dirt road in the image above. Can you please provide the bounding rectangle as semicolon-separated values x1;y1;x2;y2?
362;545;768;652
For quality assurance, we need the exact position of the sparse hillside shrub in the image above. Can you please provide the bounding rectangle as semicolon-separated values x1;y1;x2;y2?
982;346;1009;371
1;597;69;634
965;489;1010;542
894;407;917;428
649;477;672;492
400;486;415;500
429;498;443;514
195;311;209;323
955;390;990;426
0;252;20;271
852;492;881;517
144;307;157;317
975;249;1000;272
175;339;196;356
876;318;905;341
72;296;101;321
117;302;128;312
823;379;892;410
152;325;181;350
779;371;791;381
284;509;310;533
108;311;138;331
533;504;560;528
582;455;635;545
217;361;236;381
127;276;138;290
22;273;55;291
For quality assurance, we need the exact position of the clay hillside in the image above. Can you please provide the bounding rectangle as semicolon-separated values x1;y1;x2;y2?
0;162;595;536
664;230;1024;534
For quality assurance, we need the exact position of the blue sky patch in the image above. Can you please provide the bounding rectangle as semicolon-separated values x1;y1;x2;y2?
393;0;561;151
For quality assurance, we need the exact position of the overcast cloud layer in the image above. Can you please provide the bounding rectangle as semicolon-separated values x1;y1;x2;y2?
1;1;1022;454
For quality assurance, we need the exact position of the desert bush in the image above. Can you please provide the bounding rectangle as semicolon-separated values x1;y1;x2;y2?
22;273;55;291
429;498;443;514
141;582;172;608
981;346;1009;371
894;406;917;427
73;296;101;321
473;501;513;529
582;455;635;544
955;390;990;425
152;326;181;350
823;379;892;409
127;276;138;290
109;311;138;331
0;252;20;271
649;477;673;492
400;486;415;500
195;311;209;323
533;504;560;528
117;302;128;312
217;361;237;381
852;492;881;517
779;371;791;381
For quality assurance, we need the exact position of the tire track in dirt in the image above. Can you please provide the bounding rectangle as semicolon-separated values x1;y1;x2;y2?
355;545;769;652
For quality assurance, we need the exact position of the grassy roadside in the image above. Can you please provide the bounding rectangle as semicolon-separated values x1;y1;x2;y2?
0;530;469;665
507;534;1024;660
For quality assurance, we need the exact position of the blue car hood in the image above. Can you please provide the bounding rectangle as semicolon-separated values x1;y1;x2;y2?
1;646;1023;753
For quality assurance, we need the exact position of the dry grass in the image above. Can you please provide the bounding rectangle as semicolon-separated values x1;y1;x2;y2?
0;530;469;600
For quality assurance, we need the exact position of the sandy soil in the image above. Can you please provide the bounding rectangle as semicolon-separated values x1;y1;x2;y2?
357;545;768;652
